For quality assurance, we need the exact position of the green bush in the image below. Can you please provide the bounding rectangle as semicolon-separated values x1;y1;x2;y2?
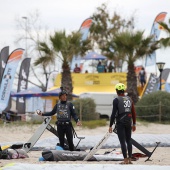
72;119;107;129
72;98;99;121
136;91;170;122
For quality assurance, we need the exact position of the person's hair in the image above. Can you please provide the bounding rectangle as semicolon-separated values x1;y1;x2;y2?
116;89;124;94
59;87;68;97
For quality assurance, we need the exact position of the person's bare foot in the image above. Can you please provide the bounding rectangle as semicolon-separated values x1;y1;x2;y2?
120;158;129;164
128;158;133;164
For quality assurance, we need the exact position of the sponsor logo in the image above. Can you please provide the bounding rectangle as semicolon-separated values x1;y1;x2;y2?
144;74;158;95
1;68;12;100
18;69;28;104
20;69;28;91
85;75;100;85
62;153;79;157
2;60;6;68
19;97;24;103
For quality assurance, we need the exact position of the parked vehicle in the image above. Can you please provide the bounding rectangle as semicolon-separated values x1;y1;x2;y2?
79;92;117;119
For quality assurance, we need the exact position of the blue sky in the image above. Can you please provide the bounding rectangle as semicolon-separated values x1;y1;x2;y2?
0;0;170;72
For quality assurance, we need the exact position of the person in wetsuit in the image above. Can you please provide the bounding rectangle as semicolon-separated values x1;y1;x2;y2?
36;88;81;151
109;83;136;164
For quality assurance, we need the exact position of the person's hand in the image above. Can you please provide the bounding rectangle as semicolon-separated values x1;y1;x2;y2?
76;121;82;126
132;125;136;132
109;127;112;133
36;109;42;116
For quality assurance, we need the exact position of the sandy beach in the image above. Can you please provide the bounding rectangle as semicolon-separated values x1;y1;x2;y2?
0;121;170;167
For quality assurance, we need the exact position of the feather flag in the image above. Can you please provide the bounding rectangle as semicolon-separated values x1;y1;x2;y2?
0;46;9;83
16;58;31;114
80;18;93;41
145;12;167;66
71;18;93;71
143;73;159;96
0;49;24;113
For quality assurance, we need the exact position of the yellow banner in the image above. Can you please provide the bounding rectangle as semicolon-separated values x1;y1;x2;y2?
54;73;127;94
55;73;126;86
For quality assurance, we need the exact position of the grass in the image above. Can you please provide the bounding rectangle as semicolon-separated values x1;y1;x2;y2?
73;119;108;129
136;118;170;125
1;118;168;129
0;119;108;129
0;119;43;127
136;118;150;126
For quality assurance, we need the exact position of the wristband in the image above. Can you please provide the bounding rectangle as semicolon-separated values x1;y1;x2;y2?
133;124;136;126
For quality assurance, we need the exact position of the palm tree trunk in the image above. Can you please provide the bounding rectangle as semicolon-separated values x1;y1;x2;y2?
61;61;73;101
127;64;139;104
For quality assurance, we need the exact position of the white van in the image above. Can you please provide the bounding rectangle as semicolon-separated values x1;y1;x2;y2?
79;92;117;119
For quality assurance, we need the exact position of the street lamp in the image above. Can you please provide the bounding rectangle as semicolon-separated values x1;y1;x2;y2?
156;62;165;90
22;16;28;58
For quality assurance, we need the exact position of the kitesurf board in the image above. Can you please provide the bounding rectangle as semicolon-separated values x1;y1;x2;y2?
113;127;160;161
83;131;110;161
131;138;160;161
22;117;51;153
42;150;123;161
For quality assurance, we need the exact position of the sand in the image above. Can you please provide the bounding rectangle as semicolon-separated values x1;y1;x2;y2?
0;121;170;167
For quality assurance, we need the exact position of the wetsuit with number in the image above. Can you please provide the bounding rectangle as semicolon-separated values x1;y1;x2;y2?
43;101;79;151
110;95;136;159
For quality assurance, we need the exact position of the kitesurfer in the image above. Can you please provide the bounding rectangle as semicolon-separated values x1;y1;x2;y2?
36;87;82;151
109;83;136;164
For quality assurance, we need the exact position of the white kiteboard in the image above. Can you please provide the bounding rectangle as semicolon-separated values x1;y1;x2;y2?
22;116;51;153
83;131;110;161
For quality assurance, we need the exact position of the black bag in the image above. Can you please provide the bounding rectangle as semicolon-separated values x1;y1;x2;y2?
0;150;10;159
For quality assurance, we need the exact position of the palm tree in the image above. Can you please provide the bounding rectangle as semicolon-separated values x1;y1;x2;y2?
34;42;56;91
36;30;91;100
159;19;170;47
110;30;159;103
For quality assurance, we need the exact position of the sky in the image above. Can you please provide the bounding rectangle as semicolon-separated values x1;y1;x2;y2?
0;0;170;73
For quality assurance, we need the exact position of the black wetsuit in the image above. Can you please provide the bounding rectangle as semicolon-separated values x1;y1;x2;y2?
43;101;79;151
110;95;136;158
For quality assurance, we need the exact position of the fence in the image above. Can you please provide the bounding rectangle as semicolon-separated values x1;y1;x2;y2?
135;101;170;122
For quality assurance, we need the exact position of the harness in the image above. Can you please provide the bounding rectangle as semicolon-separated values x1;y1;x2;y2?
116;96;132;124
57;121;70;125
56;101;71;122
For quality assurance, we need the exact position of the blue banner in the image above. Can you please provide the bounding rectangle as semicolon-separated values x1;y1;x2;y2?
0;49;24;113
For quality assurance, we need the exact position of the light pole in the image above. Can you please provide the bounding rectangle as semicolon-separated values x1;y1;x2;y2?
156;62;165;90
22;16;28;58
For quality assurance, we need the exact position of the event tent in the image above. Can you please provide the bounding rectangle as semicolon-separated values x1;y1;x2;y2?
10;87;79;98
